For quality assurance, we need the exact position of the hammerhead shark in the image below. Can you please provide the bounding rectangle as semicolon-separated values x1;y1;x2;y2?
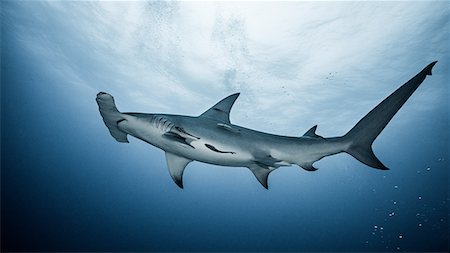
97;61;437;189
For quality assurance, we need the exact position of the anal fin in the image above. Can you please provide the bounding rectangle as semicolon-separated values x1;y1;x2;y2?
299;163;318;172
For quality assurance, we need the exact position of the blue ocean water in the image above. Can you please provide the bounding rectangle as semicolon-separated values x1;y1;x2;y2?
1;1;449;252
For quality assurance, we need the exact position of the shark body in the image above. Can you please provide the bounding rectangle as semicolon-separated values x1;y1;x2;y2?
97;62;437;188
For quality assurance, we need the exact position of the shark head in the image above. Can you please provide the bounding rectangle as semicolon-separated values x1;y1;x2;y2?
96;92;119;111
96;92;129;143
96;91;114;103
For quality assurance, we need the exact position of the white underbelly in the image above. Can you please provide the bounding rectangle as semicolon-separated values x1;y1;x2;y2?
176;139;253;167
119;116;255;167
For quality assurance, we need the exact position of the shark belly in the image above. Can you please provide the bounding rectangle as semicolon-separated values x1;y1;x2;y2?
117;113;344;170
172;119;294;168
165;125;257;167
117;114;254;167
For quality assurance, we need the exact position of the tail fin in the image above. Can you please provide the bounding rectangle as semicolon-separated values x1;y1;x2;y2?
96;92;129;143
343;61;437;169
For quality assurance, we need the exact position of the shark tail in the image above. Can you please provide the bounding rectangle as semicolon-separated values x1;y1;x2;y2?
342;61;437;169
96;92;129;143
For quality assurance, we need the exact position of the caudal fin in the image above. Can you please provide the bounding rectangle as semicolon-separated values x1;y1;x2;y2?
96;92;129;143
343;61;437;169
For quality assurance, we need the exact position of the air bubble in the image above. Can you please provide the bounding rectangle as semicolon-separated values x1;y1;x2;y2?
399;234;403;239
418;196;422;200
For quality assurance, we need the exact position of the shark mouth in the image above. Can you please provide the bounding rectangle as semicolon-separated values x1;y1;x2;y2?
205;144;235;154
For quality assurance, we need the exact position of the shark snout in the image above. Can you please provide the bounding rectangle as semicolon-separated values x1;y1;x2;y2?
96;92;114;101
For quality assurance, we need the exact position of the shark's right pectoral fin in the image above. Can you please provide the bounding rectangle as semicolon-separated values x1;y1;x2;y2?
165;152;192;189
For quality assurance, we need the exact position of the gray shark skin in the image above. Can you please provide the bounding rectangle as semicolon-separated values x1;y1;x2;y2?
97;61;437;189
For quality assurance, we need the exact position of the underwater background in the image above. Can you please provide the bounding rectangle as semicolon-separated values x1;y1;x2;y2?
1;1;449;252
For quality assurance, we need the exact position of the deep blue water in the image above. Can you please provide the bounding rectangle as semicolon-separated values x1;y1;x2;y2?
1;1;449;252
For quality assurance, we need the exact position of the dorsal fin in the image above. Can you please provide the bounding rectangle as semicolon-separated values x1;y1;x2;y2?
199;93;240;123
303;125;323;138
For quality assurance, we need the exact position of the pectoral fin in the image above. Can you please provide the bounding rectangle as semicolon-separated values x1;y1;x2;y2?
165;152;192;188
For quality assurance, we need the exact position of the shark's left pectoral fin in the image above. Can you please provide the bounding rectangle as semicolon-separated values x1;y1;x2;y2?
199;93;240;123
248;164;272;189
165;152;192;189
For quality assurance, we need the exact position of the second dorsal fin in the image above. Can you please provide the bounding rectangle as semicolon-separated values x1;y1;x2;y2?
303;125;323;138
